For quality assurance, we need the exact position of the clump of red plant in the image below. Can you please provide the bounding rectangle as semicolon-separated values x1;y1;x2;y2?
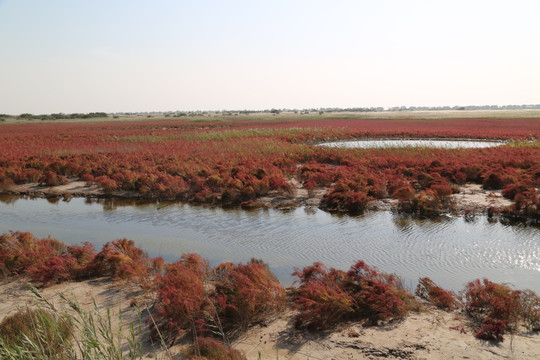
501;189;540;223
461;278;522;341
213;259;286;330
0;231;158;287
152;255;285;345
86;238;151;280
320;179;373;213
153;254;210;344
343;260;413;325
415;277;457;310
293;260;416;330
292;262;354;330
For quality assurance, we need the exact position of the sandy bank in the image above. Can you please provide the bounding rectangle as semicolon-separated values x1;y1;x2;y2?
1;276;539;359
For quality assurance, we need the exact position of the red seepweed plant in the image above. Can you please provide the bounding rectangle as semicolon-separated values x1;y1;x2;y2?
0;231;161;287
213;259;286;331
293;262;355;330
293;260;416;330
344;260;412;325
461;278;522;341
153;254;210;344
415;277;457;310
153;256;286;344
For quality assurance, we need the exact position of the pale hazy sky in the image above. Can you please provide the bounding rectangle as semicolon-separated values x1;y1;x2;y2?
1;0;539;114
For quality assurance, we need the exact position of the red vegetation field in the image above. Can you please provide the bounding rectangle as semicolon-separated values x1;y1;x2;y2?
1;117;539;220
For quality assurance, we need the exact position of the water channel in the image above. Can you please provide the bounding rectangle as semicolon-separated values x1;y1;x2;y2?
1;195;538;293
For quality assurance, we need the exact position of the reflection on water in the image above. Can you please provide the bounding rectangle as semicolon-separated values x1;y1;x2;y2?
318;139;505;149
0;195;538;292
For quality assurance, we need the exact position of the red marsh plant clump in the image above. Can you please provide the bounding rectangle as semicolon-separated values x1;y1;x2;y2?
0;231;160;287
293;260;416;330
415;277;458;310
213;259;286;330
152;257;286;344
460;278;540;341
153;254;210;344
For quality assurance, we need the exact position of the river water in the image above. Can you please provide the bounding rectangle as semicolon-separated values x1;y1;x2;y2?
0;195;538;293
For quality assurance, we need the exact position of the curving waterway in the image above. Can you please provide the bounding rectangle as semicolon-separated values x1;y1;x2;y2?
0;195;538;293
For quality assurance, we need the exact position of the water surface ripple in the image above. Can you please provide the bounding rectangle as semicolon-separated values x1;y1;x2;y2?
0;196;538;292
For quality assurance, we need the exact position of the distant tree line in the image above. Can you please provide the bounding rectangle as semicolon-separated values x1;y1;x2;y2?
3;104;539;122
16;112;108;120
388;104;540;112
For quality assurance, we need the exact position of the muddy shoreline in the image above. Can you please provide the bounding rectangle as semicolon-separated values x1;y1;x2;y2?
0;179;515;218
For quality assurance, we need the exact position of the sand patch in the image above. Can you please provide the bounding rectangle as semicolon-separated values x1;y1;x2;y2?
1;276;539;359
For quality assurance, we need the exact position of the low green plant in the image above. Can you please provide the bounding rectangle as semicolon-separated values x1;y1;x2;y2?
184;337;246;360
0;286;173;360
0;308;72;358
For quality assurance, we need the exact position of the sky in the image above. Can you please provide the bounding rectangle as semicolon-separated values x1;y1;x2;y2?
0;0;539;114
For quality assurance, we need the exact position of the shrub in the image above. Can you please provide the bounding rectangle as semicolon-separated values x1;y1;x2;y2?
86;239;151;280
80;173;94;185
185;337;246;360
475;318;508;341
0;308;72;357
320;180;372;213
416;172;434;188
28;255;78;287
67;242;97;275
519;289;540;331
293;260;414;329
344;261;411;325
482;172;505;190
366;176;387;199
293;262;354;330
415;277;457;310
0;231;167;288
153;254;209;344
27;242;97;286
38;171;69;186
461;278;522;341
213;259;285;330
151;256;166;275
94;175;118;193
391;185;414;201
453;171;467;185
502;182;533;200
298;162;336;188
398;190;443;217
0;231;35;276
0;232;67;279
506;191;540;222
430;182;453;198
